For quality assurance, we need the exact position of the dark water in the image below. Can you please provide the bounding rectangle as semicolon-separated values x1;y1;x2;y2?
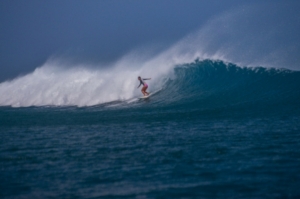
1;60;300;198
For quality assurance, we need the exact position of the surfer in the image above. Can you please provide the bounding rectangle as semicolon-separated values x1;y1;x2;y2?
137;76;151;96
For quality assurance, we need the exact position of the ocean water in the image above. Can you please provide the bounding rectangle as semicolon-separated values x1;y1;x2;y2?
1;59;300;198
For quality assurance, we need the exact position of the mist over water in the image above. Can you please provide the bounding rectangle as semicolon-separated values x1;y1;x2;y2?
173;2;300;70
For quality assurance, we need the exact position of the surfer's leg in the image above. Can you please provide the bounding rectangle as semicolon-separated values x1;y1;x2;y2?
142;85;149;95
141;87;146;96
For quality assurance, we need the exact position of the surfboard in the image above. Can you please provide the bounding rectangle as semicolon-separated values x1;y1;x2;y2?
139;94;151;99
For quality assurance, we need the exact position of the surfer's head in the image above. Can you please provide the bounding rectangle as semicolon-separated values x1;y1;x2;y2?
138;76;141;80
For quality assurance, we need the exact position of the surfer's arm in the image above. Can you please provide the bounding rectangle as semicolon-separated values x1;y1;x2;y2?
143;78;151;80
137;82;142;88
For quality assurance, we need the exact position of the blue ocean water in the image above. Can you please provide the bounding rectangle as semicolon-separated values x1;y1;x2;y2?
1;60;300;198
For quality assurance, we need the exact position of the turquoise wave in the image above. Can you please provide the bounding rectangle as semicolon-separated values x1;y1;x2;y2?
150;59;300;113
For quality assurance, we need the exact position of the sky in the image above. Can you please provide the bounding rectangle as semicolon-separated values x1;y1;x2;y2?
1;0;300;82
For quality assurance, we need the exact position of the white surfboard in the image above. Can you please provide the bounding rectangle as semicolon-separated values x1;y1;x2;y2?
139;94;151;99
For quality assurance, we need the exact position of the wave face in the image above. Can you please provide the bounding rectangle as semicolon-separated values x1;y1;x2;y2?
150;60;300;116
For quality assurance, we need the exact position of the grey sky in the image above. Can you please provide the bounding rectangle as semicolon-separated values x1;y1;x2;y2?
1;0;299;82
